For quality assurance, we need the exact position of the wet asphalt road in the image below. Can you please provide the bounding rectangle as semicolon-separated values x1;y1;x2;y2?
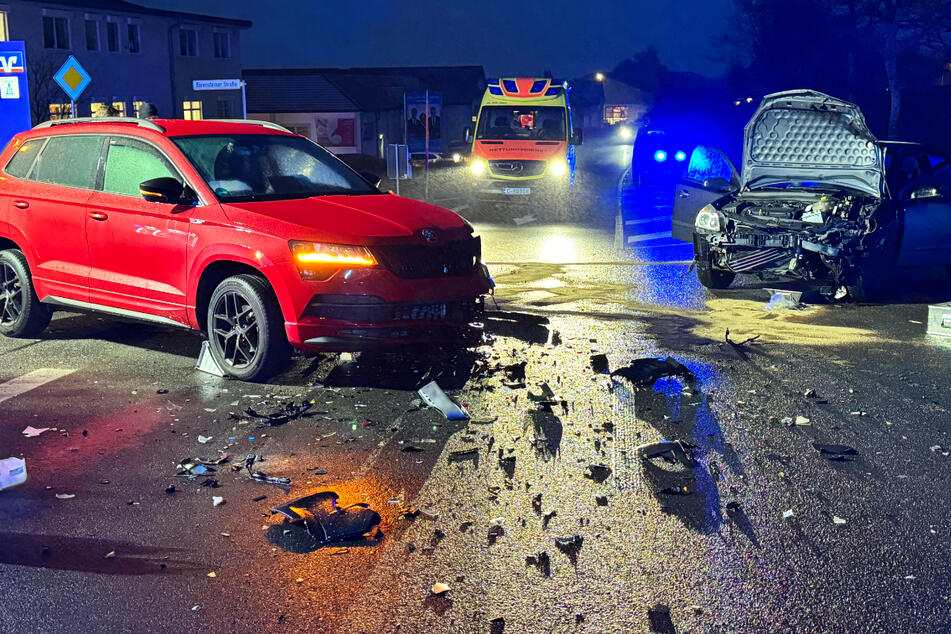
3;136;951;633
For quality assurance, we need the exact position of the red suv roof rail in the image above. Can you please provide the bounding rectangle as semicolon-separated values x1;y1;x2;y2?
207;119;293;133
33;117;166;133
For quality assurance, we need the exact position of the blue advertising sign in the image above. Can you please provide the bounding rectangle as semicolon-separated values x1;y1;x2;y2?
53;55;91;102
0;41;32;151
405;91;442;154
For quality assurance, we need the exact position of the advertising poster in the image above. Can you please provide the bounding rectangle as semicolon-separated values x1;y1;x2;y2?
405;91;442;154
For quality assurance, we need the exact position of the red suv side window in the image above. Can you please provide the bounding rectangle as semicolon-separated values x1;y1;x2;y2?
31;135;103;190
4;138;46;178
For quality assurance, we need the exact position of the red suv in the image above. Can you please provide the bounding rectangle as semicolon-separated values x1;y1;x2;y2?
0;118;492;380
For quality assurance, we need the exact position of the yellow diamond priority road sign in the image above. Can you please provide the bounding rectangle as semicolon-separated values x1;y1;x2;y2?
53;56;91;102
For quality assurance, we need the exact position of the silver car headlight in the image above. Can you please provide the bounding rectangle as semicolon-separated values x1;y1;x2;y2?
694;204;724;233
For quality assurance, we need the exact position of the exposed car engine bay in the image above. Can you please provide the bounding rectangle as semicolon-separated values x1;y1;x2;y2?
698;189;896;286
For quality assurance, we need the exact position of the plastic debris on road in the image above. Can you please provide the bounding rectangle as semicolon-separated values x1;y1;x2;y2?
176;454;228;476
554;535;584;564
583;464;612;483
197;435;213;444
636;440;696;468
55;493;75;499
611;357;694;386
21;426;50;437
0;457;27;491
589;353;609;374
764;289;803;311
245;454;291;486
212;496;225;507
245;400;316;427
833;516;847;525
783;509;795;519
431;582;450;595
812;442;858;460
271;491;381;544
418;381;468;420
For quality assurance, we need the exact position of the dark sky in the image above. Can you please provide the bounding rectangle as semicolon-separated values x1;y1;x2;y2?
143;0;733;79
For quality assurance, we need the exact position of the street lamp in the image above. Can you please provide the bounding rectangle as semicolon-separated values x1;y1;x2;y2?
595;72;605;82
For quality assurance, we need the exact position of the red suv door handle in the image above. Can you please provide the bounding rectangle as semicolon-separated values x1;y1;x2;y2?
12;200;29;209
88;211;109;221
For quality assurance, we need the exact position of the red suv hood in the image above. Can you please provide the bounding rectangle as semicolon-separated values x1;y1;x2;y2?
220;193;471;245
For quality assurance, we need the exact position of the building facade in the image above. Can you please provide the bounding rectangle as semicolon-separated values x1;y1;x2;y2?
244;66;485;158
0;0;249;123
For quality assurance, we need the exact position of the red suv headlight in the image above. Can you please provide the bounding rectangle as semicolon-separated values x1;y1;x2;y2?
289;241;378;281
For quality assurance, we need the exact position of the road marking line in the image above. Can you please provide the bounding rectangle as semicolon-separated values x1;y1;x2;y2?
627;231;673;243
0;368;76;404
624;216;669;226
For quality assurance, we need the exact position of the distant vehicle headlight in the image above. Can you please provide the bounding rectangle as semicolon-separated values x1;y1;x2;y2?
452;152;462;163
548;158;568;177
618;126;633;141
654;150;667;163
694;204;724;233
470;159;487;176
674;150;687;162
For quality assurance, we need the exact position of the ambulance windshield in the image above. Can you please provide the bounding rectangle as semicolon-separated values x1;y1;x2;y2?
476;106;566;141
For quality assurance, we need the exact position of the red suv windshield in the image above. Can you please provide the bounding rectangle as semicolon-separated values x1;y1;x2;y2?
172;134;379;202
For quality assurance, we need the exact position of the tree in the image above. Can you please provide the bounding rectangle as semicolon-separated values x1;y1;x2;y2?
25;44;66;125
612;45;668;94
833;0;951;138
722;0;951;138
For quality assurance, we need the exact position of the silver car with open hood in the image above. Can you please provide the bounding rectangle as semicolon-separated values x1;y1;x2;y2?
672;89;951;300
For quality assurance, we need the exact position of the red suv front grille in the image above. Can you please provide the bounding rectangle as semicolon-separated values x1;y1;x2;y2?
371;236;480;279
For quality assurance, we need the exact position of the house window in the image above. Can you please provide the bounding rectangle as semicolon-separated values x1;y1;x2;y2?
85;19;98;51
213;31;230;59
43;16;70;49
215;99;231;118
603;105;629;125
127;23;140;53
179;28;197;56
106;21;118;52
1;11;10;41
91;101;108;117
111;101;126;117
183;100;202;120
49;103;72;120
133;100;148;117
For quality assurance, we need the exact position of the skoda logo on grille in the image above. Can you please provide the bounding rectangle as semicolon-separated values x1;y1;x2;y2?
421;228;438;243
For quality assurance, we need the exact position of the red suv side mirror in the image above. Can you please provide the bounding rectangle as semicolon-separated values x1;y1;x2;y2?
140;177;197;206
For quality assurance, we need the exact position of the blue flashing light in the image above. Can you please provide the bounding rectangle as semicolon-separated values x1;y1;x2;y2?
653;150;668;163
675;150;687;162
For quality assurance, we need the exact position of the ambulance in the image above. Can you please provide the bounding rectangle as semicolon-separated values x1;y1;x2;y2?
466;78;582;218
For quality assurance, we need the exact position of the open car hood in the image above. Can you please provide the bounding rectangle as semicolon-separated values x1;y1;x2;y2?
742;90;884;196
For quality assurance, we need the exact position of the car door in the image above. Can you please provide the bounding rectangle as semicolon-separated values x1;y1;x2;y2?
8;134;103;301
896;156;951;268
85;135;191;321
671;145;739;242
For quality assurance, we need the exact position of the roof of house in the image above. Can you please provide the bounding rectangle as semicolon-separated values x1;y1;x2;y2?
24;0;252;28
243;66;486;113
244;73;359;114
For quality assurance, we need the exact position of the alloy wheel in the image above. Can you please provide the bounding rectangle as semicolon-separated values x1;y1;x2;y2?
0;262;23;327
211;291;260;368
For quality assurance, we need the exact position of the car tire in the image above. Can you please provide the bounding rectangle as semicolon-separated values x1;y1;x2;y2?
696;258;735;290
0;249;51;338
206;274;290;382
